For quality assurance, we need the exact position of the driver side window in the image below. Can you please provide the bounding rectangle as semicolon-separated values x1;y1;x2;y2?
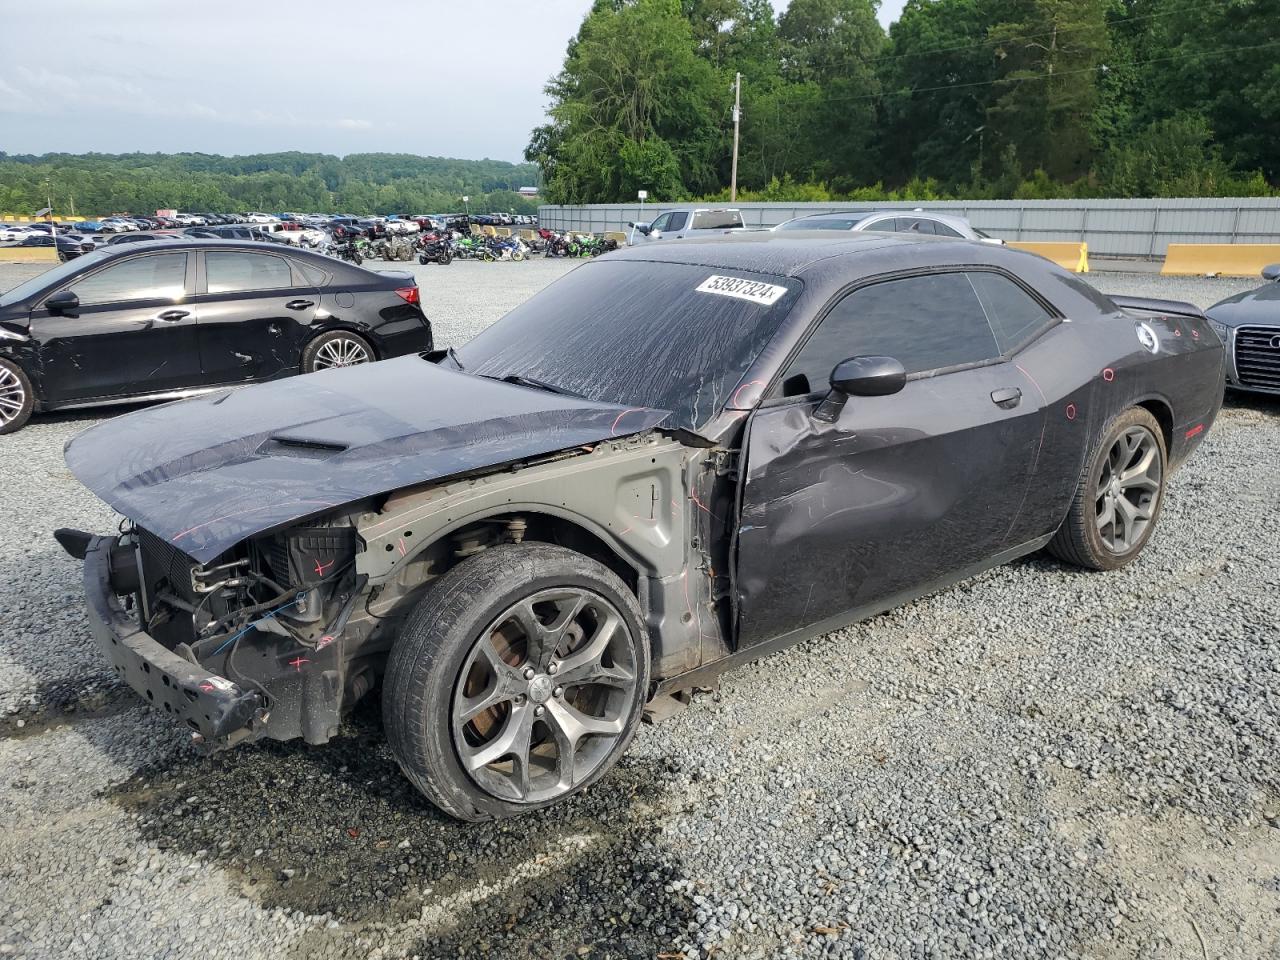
779;272;1001;397
67;253;188;306
648;213;673;233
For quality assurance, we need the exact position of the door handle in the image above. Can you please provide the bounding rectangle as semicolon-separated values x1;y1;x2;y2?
286;299;315;310
157;309;189;322
991;386;1022;408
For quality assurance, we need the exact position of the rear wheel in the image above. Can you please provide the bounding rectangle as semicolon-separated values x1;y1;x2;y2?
383;544;649;821
301;331;374;373
1048;407;1167;570
0;359;34;434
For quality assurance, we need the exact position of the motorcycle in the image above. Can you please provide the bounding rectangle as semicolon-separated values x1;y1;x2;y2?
415;231;454;265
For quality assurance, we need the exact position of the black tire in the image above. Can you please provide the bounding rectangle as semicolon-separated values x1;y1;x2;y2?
300;330;375;374
1048;406;1167;570
352;252;363;266
0;358;34;435
383;543;650;821
437;250;453;265
418;252;430;265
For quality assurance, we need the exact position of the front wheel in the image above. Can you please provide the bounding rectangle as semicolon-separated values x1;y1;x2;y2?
0;358;34;434
383;544;650;821
418;252;430;265
437;249;453;265
1048;406;1167;570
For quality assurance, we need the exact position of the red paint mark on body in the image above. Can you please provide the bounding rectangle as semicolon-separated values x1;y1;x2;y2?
1102;367;1115;382
729;379;766;408
313;558;334;577
610;408;645;436
1185;423;1205;439
1065;403;1077;421
289;657;310;672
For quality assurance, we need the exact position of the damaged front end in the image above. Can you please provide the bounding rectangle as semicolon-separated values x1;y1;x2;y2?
60;512;369;751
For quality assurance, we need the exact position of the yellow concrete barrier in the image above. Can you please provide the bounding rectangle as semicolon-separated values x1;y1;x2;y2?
605;231;628;245
517;229;536;241
1008;241;1089;273
1160;243;1280;277
0;246;59;262
482;225;497;237
495;227;511;238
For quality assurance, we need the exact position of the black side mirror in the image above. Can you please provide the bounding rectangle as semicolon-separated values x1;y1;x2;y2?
830;355;907;396
814;356;906;422
1262;263;1280;282
45;290;80;314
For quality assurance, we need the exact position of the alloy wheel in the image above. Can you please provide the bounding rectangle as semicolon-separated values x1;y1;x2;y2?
0;367;26;427
312;337;371;369
451;588;639;804
1095;425;1162;553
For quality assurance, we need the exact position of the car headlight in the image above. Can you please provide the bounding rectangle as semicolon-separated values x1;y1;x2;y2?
1208;319;1232;344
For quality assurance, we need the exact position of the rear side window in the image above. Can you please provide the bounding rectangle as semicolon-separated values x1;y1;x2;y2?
294;260;328;286
692;210;744;230
205;251;293;293
667;212;689;231
68;253;188;305
897;218;935;235
968;272;1055;352
782;272;1000;394
932;221;964;238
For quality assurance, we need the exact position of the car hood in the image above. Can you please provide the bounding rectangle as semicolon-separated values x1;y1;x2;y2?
65;356;670;563
1207;281;1280;326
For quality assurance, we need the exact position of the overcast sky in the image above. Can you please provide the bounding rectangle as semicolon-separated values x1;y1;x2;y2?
1;0;908;162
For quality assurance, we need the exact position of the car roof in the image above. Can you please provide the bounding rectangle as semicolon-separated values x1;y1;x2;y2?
607;231;925;276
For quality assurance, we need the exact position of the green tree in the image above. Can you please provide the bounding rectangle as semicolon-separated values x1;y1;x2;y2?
984;0;1111;181
777;0;885;189
528;0;724;202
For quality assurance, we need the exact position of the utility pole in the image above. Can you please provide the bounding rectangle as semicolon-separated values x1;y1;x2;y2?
730;72;741;203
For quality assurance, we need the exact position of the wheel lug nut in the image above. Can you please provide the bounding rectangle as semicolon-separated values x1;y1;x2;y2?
553;687;563;698
534;705;545;717
523;667;535;680
547;662;558;675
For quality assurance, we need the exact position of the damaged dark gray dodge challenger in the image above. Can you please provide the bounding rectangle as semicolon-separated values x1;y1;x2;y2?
58;233;1225;820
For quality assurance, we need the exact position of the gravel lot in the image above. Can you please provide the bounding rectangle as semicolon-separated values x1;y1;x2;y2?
1;256;1278;960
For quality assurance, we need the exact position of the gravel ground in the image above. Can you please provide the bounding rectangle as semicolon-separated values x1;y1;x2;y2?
1;257;1278;960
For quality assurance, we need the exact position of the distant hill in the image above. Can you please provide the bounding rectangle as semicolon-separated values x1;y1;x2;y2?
0;151;543;216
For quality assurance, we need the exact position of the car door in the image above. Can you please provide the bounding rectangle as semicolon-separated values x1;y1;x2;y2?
193;248;320;383
34;250;199;402
733;270;1048;649
635;212;673;244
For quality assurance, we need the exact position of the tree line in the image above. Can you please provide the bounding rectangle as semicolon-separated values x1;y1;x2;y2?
525;0;1279;203
0;152;543;216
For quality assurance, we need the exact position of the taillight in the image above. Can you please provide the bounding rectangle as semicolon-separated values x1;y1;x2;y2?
395;286;420;305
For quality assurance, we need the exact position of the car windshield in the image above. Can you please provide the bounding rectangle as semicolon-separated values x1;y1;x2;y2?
458;259;802;432
776;214;874;231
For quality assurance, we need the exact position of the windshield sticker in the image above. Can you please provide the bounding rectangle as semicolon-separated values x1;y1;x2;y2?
695;275;787;306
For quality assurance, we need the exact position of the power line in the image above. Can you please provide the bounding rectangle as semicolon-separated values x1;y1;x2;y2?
808;38;1280;107
863;3;1204;66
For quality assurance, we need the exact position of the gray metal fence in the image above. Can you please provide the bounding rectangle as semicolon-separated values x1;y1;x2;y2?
537;198;1280;259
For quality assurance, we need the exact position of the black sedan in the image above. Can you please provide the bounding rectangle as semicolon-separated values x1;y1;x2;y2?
58;233;1223;819
0;240;432;433
12;232;94;260
1207;264;1280;397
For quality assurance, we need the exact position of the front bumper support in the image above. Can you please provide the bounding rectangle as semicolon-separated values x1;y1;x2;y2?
83;535;262;741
